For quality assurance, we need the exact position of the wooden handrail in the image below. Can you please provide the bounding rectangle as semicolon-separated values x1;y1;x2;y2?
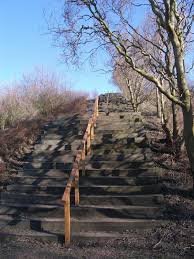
62;96;99;246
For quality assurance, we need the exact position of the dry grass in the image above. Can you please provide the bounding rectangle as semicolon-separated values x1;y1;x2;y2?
0;69;88;174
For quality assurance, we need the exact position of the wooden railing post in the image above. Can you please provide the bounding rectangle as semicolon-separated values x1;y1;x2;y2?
86;122;91;155
64;195;70;246
87;134;91;155
96;96;99;117
81;141;86;176
62;95;99;246
91;119;94;140
82;141;86;161
75;167;80;206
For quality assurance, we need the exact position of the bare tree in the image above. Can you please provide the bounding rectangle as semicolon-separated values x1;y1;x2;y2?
51;1;194;190
112;60;151;112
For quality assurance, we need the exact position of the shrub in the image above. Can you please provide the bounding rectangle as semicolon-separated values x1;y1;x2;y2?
0;69;88;172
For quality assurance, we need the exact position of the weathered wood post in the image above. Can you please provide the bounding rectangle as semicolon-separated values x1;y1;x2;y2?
62;95;99;246
86;121;92;155
81;140;86;176
75;167;79;206
74;156;81;206
96;96;99;117
91;117;95;140
64;194;70;246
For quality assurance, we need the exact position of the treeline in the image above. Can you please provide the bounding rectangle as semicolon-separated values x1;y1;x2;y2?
50;0;194;192
112;57;194;158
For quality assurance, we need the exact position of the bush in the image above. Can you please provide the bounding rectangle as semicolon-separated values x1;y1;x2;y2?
0;69;88;172
0;69;87;129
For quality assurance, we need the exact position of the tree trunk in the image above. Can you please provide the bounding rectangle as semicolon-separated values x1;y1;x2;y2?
171;89;180;157
171;89;179;142
160;92;172;145
156;88;161;118
160;92;164;125
182;106;194;193
126;78;137;112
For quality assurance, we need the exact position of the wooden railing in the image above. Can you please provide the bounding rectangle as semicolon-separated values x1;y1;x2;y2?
62;96;99;246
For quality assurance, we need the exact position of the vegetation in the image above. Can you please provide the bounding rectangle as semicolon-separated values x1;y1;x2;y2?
50;0;194;192
0;69;87;172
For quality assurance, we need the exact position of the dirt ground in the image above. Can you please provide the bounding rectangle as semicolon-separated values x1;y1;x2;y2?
1;222;194;259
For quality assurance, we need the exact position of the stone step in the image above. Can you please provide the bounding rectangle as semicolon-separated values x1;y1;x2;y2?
17;167;161;178
22;159;154;171
33;140;81;153
93;136;147;145
87;152;153;161
93;131;145;139
0;204;164;219
5;184;163;195
22;162;73;170
92;135;139;145
0;215;167;235
85;161;154;170
80;194;164;206
6;175;161;186
29;149;77;158
41;132;83;141
97;112;141;118
17;169;71;177
96;122;143;129
90;146;149;155
0;192;63;205
92;142;149;151
0;193;164;206
25;154;75;163
95;127;143;134
84;168;161;177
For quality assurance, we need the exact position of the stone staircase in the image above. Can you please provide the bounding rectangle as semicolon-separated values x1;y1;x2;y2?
0;94;166;243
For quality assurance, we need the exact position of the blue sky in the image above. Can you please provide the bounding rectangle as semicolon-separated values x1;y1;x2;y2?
1;1;192;95
0;0;117;94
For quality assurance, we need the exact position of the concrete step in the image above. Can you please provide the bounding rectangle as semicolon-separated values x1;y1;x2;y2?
92;142;149;151
92;137;148;147
0;204;164;219
80;176;160;186
32;145;76;155
8;175;161;186
25;154;75;163
84;168;161;177
5;183;163;195
0;215;167;235
0;192;63;205
85;160;154;170
0;193;164;206
22;160;154;171
90;146;149;155
96;123;143;129
23;162;73;170
33;141;81;153
7;176;68;186
80;194;164;206
92;135;140;145
17;169;71;177
87;152;153;161
41;133;83;141
97;112;142;118
16;167;161;178
93;131;145;139
95;127;143;134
